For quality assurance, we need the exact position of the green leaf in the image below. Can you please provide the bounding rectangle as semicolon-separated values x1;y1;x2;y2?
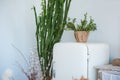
66;22;76;30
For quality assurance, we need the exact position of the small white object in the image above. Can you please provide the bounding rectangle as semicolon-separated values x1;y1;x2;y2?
2;69;13;80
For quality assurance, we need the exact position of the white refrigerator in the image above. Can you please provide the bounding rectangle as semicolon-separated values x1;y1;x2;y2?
53;43;109;80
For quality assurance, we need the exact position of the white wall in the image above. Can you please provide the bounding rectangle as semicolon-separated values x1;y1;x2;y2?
0;0;38;79
0;0;120;79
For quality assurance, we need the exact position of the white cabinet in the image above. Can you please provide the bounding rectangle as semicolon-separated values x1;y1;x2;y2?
53;43;109;80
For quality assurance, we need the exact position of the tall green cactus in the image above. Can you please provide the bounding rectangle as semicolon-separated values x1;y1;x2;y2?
33;0;72;80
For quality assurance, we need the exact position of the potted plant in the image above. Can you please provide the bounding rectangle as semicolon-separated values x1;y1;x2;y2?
66;13;97;42
33;0;72;80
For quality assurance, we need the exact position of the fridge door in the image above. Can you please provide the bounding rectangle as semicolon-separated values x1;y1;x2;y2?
87;43;109;80
53;43;87;80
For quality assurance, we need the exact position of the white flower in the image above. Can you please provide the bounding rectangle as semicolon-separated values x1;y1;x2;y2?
2;69;13;80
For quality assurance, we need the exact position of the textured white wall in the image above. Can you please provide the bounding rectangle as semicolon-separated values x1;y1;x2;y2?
0;0;120;79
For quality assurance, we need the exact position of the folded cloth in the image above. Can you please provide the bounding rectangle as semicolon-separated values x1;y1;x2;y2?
111;74;120;80
95;64;120;71
102;71;120;80
102;72;112;80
